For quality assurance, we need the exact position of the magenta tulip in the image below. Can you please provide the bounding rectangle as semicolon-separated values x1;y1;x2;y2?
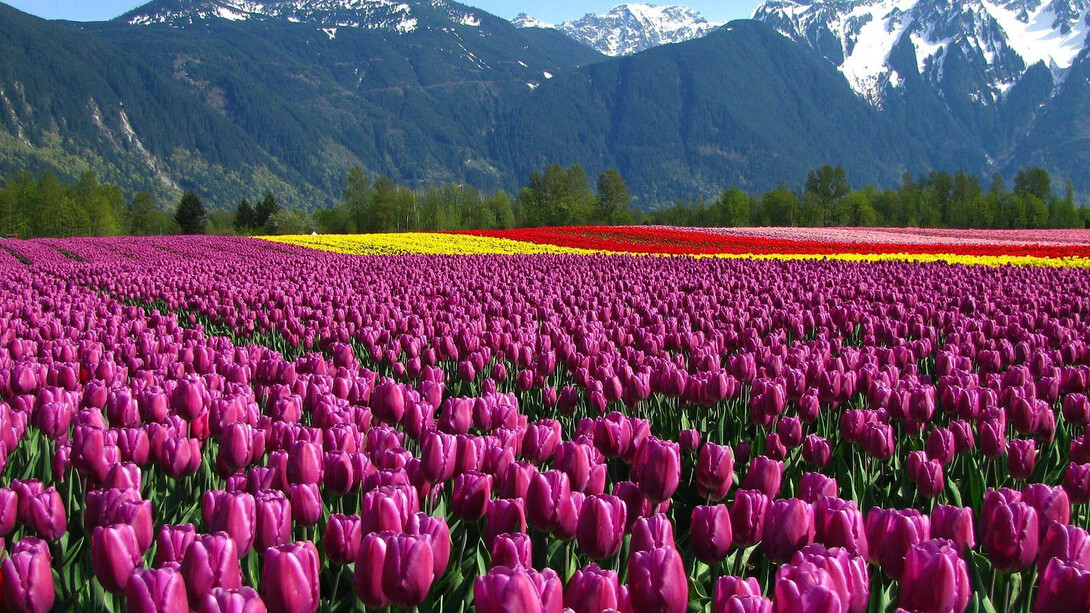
261;542;320;613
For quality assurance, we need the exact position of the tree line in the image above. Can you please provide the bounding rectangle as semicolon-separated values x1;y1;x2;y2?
648;167;1089;230
1;165;1086;239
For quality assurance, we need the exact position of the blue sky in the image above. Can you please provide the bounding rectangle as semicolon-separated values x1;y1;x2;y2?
8;0;761;24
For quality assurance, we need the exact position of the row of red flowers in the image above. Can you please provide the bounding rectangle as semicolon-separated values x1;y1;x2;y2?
456;227;1090;258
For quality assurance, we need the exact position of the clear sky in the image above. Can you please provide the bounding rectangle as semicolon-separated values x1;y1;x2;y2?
7;0;762;24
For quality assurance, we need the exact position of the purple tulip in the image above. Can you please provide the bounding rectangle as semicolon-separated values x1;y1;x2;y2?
474;565;563;613
692;504;733;563
907;452;945;498
696;443;735;500
627;546;689;613
420;430;457;482
484;498;526;548
92;523;144;593
792;544;870;613
154;524;198;567
772;562;842;613
287;483;323;527
577;494;626;560
898;539;970;613
631;514;676;553
323;513;363;565
982;499;1038;573
742;456;783;499
254;490;292;552
126;566;189;613
261;542;320;613
1;537;55;613
181;532;243;608
1022;483;1071;539
798;473;837;504
762;498;815;563
802;436;832;468
1064;463;1090;505
204;490;256;555
930;505;975;553
731;489;770;548
864;508;930;580
354;532;436;609
452;471;493;522
565;564;629;613
198;587;268;613
1034;558;1090;613
714;576;763;610
406;513;453;578
814;498;868;559
490;533;533;568
25;488;65;542
1008;438;1036;480
1038;523;1090;573
680;429;701;452
633;437;681;504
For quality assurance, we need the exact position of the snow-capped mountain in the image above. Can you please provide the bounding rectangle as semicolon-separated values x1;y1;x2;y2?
753;0;1090;106
515;4;723;56
122;0;486;33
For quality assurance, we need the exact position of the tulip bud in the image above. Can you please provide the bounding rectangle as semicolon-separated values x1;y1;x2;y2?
982;499;1038;573
633;438;681;504
731;489;770;548
680;429;701;452
1022;484;1070;540
26;488;66;542
742;456;783;499
627;546;689;613
154;524;198;567
692;505;733;564
261;542;320;613
287;483;323;527
1;536;54;613
490;533;533;568
92;523;144;593
1007;438;1036;480
577;495;626;560
181;532;243;608
762;499;815;563
1034;558;1090;613
1038;523;1090;574
565;564;628;613
802;435;832;468
930;506;975;553
324;513;363;566
814;497;868;559
898;539;970;613
631;514;676;554
484;498;526;548
864;508;930;580
772;562;843;613
126;566;189;613
406;513;452;578
198;587;267;613
354;532;436;609
798;473;837;504
697;443;735;500
474;566;563;613
420;430;457;483
452;472;493;522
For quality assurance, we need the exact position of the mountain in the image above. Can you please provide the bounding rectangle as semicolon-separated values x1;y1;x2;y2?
514;4;723;56
0;0;601;208
493;20;984;203
0;2;301;205
753;0;1090;192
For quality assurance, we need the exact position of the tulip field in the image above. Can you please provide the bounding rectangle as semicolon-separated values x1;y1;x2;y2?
2;227;1090;613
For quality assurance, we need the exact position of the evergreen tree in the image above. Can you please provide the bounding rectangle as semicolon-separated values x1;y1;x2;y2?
595;169;632;225
175;191;207;235
254;191;281;229
234;199;256;233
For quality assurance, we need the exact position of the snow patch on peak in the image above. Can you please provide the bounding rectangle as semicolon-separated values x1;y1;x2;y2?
126;0;420;33
512;13;555;29
552;4;723;56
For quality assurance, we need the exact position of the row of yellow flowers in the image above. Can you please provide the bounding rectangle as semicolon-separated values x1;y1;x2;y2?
260;233;1090;268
